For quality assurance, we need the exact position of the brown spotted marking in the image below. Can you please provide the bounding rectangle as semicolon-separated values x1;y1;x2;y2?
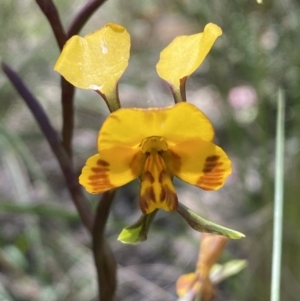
214;168;226;173
143;170;155;183
145;186;156;201
206;155;220;162
139;186;155;214
197;155;227;189
158;170;178;210
202;155;223;173
86;175;112;186
86;159;114;192
197;174;224;189
139;152;178;213
97;159;109;167
129;151;146;176
158;170;169;183
162;185;178;211
202;163;223;173
91;167;109;173
88;174;104;181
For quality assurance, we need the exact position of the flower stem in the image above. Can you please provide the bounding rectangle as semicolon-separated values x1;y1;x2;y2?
96;87;121;112
170;77;187;103
61;77;75;158
35;0;67;50
93;190;117;301
67;0;108;38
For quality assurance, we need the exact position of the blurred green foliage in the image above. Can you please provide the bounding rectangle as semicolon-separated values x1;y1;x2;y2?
1;0;299;300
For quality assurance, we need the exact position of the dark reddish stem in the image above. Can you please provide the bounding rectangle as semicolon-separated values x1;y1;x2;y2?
1;62;93;233
61;77;75;158
58;0;109;158
36;0;108;158
35;0;74;157
93;190;117;301
35;0;67;50
67;0;108;38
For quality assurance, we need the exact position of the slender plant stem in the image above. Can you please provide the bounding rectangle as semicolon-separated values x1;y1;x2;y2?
61;77;75;158
35;0;67;50
171;87;183;104
35;0;74;157
93;190;117;301
67;0;108;38
179;77;187;101
96;86;121;113
271;89;285;301
37;0;108;158
169;77;187;104
58;0;108;158
1;62;93;233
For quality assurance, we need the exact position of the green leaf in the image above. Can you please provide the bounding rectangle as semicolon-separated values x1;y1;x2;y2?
177;203;245;239
118;210;158;244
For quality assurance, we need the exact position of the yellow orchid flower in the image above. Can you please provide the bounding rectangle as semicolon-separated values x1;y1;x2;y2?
79;102;231;214
54;22;232;217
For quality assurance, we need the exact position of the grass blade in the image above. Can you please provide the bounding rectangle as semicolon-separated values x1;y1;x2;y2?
271;89;285;301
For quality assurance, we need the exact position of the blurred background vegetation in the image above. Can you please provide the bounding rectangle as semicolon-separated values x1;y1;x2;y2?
1;0;299;300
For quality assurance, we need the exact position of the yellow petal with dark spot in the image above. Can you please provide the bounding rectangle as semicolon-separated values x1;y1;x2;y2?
163;139;231;190
139;152;178;214
98;102;214;151
79;147;145;193
54;23;130;97
156;23;222;88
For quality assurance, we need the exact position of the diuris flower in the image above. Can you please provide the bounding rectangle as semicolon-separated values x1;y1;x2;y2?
53;23;244;243
55;22;232;216
79;102;231;214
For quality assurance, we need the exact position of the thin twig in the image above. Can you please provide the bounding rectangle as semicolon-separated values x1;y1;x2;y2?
1;62;93;233
93;190;117;301
61;77;75;158
35;0;67;50
67;0;108;38
35;0;74;157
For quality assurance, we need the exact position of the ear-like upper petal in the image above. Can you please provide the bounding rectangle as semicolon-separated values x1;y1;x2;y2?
54;23;130;98
156;23;222;88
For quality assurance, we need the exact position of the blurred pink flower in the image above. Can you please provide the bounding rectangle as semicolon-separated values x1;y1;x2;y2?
228;85;257;109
